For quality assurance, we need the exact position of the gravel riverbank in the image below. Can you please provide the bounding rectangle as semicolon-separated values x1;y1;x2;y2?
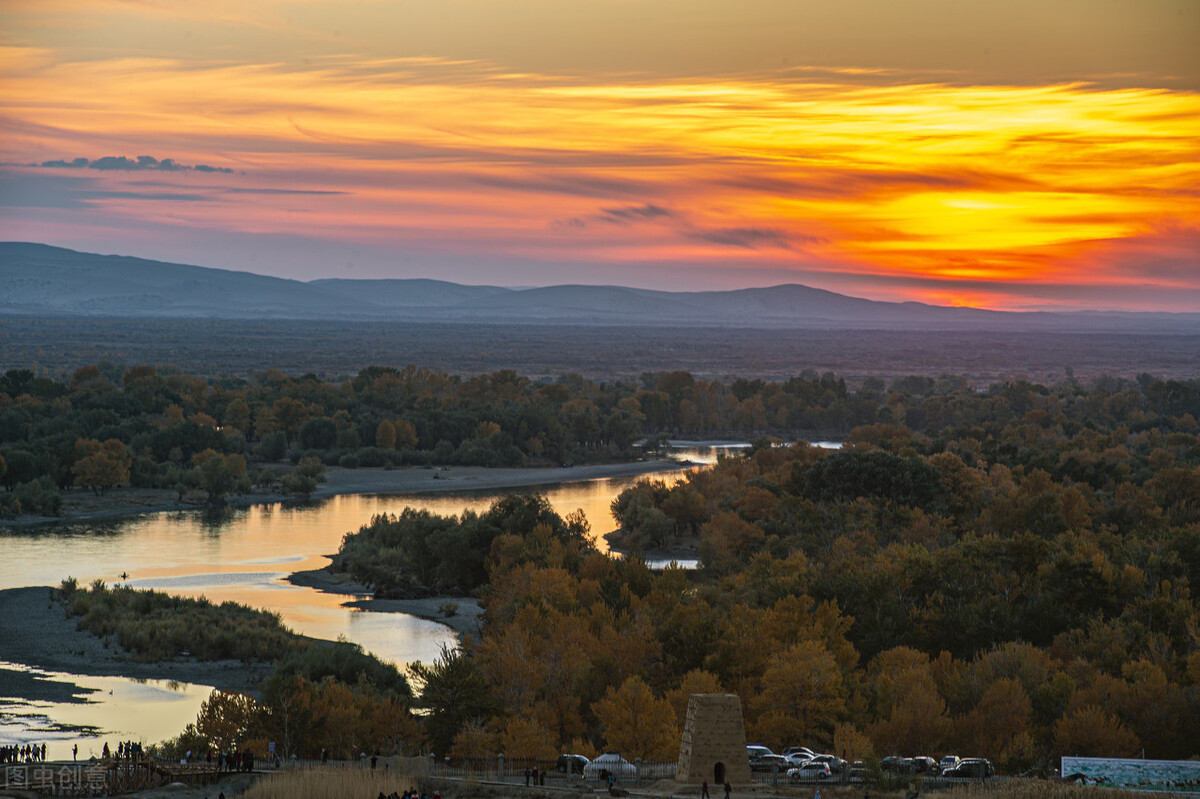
287;568;483;639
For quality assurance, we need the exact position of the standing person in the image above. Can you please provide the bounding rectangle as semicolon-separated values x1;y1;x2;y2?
702;780;710;799
72;744;77;762
525;767;530;786
723;781;731;799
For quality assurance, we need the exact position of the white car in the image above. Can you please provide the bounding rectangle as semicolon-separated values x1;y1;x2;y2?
789;762;832;782
582;753;637;780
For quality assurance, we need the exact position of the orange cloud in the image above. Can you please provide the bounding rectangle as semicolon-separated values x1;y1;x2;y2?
1;36;1198;310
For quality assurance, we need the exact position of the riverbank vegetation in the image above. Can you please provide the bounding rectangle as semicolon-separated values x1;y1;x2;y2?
56;579;420;761
333;495;591;596
7;362;1196;520
58;578;304;662
318;373;1200;771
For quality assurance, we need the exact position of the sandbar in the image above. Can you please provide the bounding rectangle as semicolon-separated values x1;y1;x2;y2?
0;586;273;699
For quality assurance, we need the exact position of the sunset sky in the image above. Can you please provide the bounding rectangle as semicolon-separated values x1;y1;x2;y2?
1;1;1198;311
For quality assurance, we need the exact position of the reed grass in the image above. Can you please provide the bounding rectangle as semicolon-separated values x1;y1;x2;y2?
239;767;416;799
945;780;1159;799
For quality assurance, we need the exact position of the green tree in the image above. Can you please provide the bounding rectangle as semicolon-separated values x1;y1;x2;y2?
191;449;246;505
409;645;495;758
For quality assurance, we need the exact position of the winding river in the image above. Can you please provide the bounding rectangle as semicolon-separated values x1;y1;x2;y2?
0;442;838;757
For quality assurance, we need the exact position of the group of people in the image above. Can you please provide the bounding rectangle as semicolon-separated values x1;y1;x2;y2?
524;767;546;786
376;789;438;799
214;749;255;772
102;741;144;759
1;743;46;763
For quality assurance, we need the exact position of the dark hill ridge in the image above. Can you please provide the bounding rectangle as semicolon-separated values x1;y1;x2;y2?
311;277;510;307
2;242;1197;331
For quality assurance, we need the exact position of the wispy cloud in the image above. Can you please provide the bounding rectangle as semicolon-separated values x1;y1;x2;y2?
685;227;797;250
36;155;234;173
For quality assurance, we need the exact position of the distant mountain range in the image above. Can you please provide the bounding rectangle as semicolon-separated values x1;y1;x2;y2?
2;242;1197;331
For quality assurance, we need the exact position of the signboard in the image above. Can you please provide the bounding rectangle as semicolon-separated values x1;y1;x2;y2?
1061;756;1200;793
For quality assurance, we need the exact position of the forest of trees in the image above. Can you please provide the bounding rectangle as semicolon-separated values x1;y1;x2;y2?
6;363;1200;775
312;373;1199;773
3;362;1199;519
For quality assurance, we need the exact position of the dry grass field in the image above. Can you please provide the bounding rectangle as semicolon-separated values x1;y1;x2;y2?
239;768;418;799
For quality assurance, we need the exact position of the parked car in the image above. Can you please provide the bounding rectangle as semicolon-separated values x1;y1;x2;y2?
788;762;832;782
939;755;961;774
808;754;847;775
750;754;790;772
557;754;590;774
944;758;994;779
746;745;774;760
582;753;636;780
849;760;866;780
781;746;817;761
909;756;938;774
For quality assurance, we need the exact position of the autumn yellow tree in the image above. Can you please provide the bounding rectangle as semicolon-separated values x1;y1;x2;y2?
1054;704;1140;758
593;676;678;761
500;716;558;760
665;670;724;728
376;419;396;450
196;689;262;752
72;438;131;494
450;720;498;762
394;419;419;450
867;647;952;756
748;639;845;749
956;678;1035;768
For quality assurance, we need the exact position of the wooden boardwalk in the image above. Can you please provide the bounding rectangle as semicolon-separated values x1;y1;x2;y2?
1;757;225;795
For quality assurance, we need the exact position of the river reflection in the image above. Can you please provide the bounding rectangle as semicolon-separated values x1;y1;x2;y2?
0;442;838;751
1;443;840;663
0;661;210;761
1;464;706;668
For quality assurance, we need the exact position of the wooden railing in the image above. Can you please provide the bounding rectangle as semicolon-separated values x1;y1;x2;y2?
1;756;224;796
